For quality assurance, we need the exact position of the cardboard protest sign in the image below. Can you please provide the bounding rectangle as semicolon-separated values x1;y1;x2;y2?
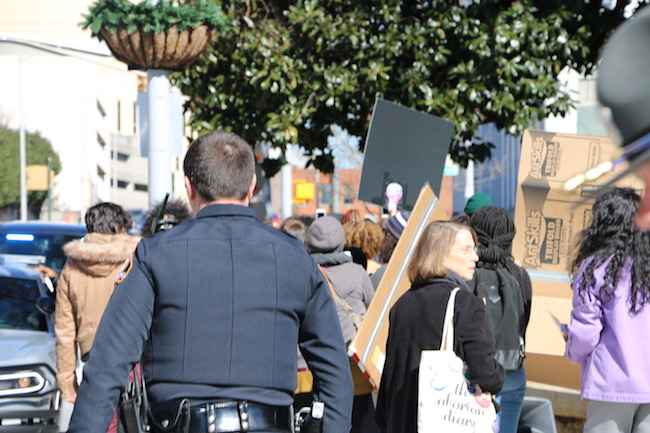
349;183;448;388
358;98;454;210
513;130;643;274
513;130;643;396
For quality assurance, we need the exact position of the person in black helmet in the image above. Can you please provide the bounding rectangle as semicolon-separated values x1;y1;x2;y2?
66;131;353;433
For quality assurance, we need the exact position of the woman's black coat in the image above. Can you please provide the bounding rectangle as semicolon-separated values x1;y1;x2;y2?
375;278;504;433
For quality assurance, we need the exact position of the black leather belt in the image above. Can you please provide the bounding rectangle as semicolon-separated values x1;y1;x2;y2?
150;398;292;433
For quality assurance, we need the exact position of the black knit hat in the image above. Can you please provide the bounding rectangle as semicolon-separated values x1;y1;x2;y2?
598;7;650;152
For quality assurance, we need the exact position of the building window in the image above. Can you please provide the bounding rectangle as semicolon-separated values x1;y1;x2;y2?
134;183;148;192
343;184;355;204
110;151;129;162
111;179;129;189
117;100;122;132
133;102;137;135
96;165;105;180
97;132;106;148
97;100;106;118
318;183;333;206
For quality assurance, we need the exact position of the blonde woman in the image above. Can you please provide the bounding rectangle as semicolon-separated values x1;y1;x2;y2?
376;221;503;433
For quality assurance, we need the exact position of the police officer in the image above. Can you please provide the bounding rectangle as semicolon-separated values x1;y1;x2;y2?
67;131;353;433
595;6;650;228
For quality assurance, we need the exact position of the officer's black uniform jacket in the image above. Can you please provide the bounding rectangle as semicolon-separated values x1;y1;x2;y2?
68;204;353;433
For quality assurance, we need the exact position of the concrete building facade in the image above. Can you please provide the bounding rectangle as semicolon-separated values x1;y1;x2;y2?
0;0;184;222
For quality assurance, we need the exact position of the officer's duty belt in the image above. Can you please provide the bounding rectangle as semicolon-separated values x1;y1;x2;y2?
151;398;292;433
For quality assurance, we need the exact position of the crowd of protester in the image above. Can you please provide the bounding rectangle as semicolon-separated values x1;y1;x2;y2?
48;183;650;433
275;195;533;433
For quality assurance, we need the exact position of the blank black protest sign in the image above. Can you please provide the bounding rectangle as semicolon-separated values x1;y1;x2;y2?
358;98;454;210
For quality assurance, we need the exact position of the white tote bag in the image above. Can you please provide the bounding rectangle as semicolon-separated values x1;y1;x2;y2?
418;288;498;433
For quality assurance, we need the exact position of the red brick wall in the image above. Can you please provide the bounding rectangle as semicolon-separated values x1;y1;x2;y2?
291;167;382;219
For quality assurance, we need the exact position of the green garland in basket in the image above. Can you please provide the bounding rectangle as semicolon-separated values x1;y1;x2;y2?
81;0;229;38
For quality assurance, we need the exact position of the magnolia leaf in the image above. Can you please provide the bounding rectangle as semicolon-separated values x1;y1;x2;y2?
170;0;645;174
90;18;103;34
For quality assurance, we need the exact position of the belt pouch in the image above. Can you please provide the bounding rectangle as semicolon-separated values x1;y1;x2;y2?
149;399;191;433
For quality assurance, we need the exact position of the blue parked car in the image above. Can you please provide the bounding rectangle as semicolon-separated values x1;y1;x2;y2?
0;222;85;431
0;259;59;432
0;222;85;274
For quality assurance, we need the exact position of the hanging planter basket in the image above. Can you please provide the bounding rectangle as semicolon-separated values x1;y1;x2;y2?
82;0;228;70
100;25;215;70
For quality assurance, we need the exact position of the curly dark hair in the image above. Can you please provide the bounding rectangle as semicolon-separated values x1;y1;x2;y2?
85;202;132;234
469;206;518;275
141;199;191;237
571;187;650;313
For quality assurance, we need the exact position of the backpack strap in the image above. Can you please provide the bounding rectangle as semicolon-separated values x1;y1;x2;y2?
440;288;460;351
318;265;363;330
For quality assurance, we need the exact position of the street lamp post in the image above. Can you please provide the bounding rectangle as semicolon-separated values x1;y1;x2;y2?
47;157;52;221
147;69;172;207
18;56;27;221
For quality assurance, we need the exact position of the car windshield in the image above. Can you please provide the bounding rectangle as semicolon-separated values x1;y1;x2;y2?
0;232;82;273
0;277;47;332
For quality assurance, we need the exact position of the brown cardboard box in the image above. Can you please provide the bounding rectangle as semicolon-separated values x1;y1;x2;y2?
523;270;580;390
349;183;448;388
513;130;643;399
513;130;642;274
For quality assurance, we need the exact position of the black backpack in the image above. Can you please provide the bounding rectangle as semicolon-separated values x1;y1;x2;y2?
472;266;526;371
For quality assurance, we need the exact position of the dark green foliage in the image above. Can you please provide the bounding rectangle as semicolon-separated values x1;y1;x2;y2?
0;127;61;213
173;0;648;176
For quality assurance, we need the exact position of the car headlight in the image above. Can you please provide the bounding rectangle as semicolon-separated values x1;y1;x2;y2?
0;369;46;397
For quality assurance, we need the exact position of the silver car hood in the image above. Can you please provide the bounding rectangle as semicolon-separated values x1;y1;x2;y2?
0;329;55;369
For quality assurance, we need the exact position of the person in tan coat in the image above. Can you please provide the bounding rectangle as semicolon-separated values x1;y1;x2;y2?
55;202;139;431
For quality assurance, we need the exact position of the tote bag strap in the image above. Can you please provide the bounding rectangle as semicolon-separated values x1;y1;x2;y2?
440;287;460;351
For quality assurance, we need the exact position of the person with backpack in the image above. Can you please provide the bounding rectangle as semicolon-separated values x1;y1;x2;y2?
566;188;650;433
305;216;378;433
469;206;533;433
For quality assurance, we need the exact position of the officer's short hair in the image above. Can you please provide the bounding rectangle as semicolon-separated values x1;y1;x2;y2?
183;131;255;201
85;202;132;234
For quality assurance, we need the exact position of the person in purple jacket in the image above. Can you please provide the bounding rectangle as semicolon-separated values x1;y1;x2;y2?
566;187;650;433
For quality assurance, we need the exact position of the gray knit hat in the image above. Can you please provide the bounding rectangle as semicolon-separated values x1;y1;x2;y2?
305;216;346;253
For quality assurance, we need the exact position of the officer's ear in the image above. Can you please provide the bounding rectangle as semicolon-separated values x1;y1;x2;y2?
245;173;257;202
184;176;194;200
185;176;201;214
